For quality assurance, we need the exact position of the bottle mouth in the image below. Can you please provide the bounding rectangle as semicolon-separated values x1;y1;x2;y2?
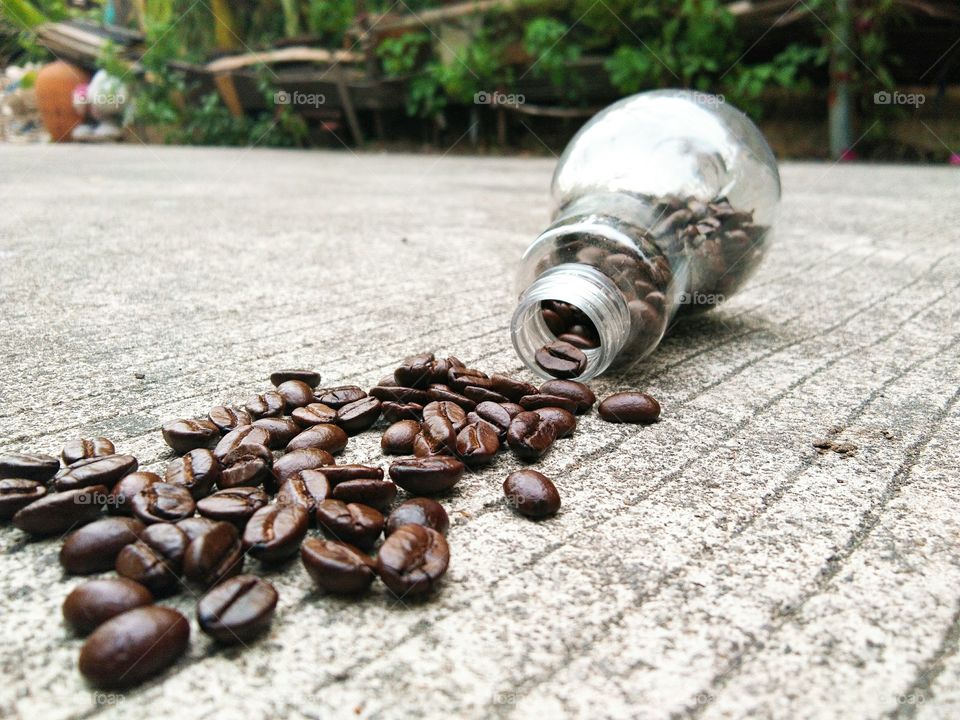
511;263;630;381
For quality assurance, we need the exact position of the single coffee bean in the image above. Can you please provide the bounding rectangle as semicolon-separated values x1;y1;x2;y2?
487;374;539;402
377;374;400;386
597;391;661;423
542;306;566;335
381;401;424;422
245;390;285;419
474;401;513;438
61;437;115;466
12;484;108;536
315;385;367;409
276;469;331;516
183;520;244;587
539;379;596;414
275;380;315;409
214;425;273;460
273;448;335;483
394;351;436;388
108;471;160;516
197;575;278;643
534;407;577;439
0;452;59;482
115;523;189;596
287;423;349;454
388;456;464;495
162;419;220;454
519;393;580;414
455;422;500;465
336;396;382;435
55;454;139;492
208;406;252;434
381;420;420;455
197;487;268;527
330;479;397;511
62;578;153;635
557;331;599;349
79;606;189;688
131;483;196;524
413;415;457;457
219;444;276;490
301;538;376;594
447;367;488;391
426;385;476;411
368;385;432;405
270;369;322;388
506;411;557;461
463;385;511;405
315;499;384;550
165;448;221;499
376;524;449;597
242;503;309;562
501;402;525;418
291;402;338;427
534;340;588;379
60;517;145;574
176;516;220;543
386;498;449;536
319;464;384;485
422;401;468;433
0;478;46;520
503;469;561;518
252;416;301;449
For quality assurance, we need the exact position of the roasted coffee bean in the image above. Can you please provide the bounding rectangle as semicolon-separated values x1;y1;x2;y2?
463;385;511;405
503;469;561;518
501;402;525;418
377;374;399;386
108;472;160;516
213;425;273;460
557;331;599;349
336;396;382;435
62;578;153;635
388;456;464;495
539;379;596;414
270;369;322;388
315;499;383;550
331;479;397;512
394;352;436;389
534;340;588;379
381;401;424;422
61;437;115;466
376;525;449;597
60;517;145;574
273;448;335;483
115;523;189;596
55;454;138;492
519;393;579;414
244;390;285;419
315;385;367;409
0;452;59;482
197;487;268;528
251;416;301;449
276;470;331;516
422;401;468;433
455;422;500;465
197;575;278;643
12;484;108;536
131;483;196;524
165;448;221;499
447;367;488;391
487;374;538;402
287;424;349;454
319;464;384;485
426;385;476;411
219;444;276;490
506;411;557;461
183;520;244;587
542;306;566;335
208;406;252;434
413;415;457;457
368;385;432;405
381;420;421;455
291;402;338;427
598;391;661;423
162;419;220;454
0;478;46;520
243;503;308;562
474;401;512;438
275;380;315;410
301;538;376;594
534;407;577;439
176;516;220;543
385;498;449;536
79;606;189;688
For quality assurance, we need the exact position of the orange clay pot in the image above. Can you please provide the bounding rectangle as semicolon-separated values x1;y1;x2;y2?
35;61;90;142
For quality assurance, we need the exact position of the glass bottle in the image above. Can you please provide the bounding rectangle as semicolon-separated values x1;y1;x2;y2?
511;89;781;380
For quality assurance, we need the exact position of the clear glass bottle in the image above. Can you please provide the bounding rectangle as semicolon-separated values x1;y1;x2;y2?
511;89;781;380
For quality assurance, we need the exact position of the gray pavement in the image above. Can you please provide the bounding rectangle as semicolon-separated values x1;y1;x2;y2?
0;145;958;720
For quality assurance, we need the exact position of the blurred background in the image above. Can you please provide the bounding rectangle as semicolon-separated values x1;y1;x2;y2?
1;0;958;161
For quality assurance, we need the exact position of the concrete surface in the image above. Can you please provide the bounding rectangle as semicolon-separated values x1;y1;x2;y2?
0;145;958;720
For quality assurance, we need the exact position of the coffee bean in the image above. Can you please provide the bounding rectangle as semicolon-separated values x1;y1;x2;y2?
242;503;308;562
214;425;273;460
473;401;512;438
542;306;566;335
539;379;596;414
54;454;138;492
275;380;315;409
506;411;556;461
62;578;153;635
336;396;382;435
291;403;338;427
534;407;576;439
534;340;588;379
422;401;468;433
518;393;579;414
301;538;376;594
388;456;464;495
60;517;145;574
487;374;539;402
165;448;221;499
368;385;432;405
381;401;424;422
183;520;244;587
315;386;367;409
386;498;449;536
79;606;189;688
162;419;220;454
252;416;301;449
0;452;59;482
0;478;46;520
276;469;331;516
197;487;268;528
61;437;115;466
12;484;108;536
208;406;252;434
115;523;189;596
503;469;561;518
197;575;278;643
315;499;383;549
273;448;335;483
330;479;397;512
108;472;160;516
463;385;511;405
219;444;276;490
176;516;220;543
455;422;500;465
500;402;525;418
394;352;436;388
426;385;476;411
557;331;599;349
447;367;488;391
270;369;322;388
244;390;285;419
287;424;349;454
381;420;420;455
413;415;457;457
319;464;384;485
131;483;196;524
598;392;661;423
376;524;449;597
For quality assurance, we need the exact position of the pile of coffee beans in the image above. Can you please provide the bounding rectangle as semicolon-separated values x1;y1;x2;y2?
0;354;661;689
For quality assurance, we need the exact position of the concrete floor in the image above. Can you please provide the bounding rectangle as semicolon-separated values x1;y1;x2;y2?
0;145;958;720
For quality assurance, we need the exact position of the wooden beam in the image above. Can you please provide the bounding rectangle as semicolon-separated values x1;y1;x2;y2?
205;47;365;74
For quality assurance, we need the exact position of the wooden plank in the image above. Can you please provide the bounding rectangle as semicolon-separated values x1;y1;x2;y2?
205;47;365;74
